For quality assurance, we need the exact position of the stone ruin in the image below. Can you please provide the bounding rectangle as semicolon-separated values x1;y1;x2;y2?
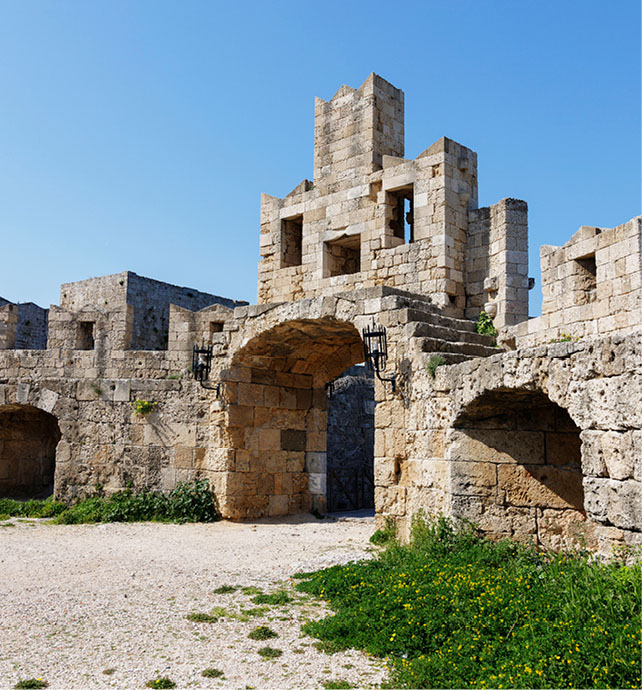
0;74;640;558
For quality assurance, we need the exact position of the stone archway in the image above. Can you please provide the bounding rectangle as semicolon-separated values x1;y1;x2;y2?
217;318;366;519
448;388;594;550
0;404;61;498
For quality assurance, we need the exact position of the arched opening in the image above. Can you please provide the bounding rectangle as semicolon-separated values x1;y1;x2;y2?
449;388;593;550
218;318;366;519
0;404;61;499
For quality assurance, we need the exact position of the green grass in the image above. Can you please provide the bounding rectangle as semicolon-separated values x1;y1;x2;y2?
257;646;282;660
14;681;48;689
0;480;218;525
248;625;278;640
241;586;263;595
322;681;353;690
186;612;219;623
201;668;224;678
213;584;238;594
145;678;175;689
0;497;66;519
252;591;292;605
295;514;641;689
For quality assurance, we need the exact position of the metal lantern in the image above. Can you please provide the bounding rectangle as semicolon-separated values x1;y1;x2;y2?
362;323;396;391
192;343;222;397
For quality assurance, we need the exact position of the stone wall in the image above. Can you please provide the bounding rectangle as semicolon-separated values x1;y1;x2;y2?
0;299;48;349
506;217;642;347
60;271;245;350
377;332;642;558
257;74;531;328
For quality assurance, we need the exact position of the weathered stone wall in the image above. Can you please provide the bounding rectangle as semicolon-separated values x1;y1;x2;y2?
377;332;642;558
506;217;642;347
257;74;531;328
60;271;245;350
0;299;48;349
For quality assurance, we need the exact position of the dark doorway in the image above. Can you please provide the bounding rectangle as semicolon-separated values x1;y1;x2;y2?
326;365;375;512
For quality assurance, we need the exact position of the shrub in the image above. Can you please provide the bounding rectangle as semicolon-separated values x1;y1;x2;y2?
53;479;218;524
132;399;157;415
14;680;48;689
0;497;66;518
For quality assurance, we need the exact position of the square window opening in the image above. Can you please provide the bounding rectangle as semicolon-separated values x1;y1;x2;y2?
77;321;95;350
209;321;224;342
324;234;361;277
281;215;303;267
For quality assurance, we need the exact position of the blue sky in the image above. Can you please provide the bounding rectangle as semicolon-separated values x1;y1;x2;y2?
0;0;639;315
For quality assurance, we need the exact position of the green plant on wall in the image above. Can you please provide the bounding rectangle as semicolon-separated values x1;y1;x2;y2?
427;354;446;378
475;310;498;337
131;399;157;415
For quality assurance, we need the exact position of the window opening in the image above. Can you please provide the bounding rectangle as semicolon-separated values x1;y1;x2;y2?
281;215;303;267
389;187;414;243
76;321;95;350
209;321;224;342
575;254;597;303
324;234;361;277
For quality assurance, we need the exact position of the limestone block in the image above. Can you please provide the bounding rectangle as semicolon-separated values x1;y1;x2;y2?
450;461;497;497
113;380;131;402
498;464;584;510
308;472;326;495
38;388;59;413
447;429;545;464
537;508;597;552
304;451;326;473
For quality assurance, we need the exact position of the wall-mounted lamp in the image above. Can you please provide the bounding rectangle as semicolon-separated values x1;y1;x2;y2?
192;343;223;398
362;323;396;392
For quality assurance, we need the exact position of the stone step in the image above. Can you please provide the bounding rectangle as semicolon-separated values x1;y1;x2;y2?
405;321;495;346
397;307;478;333
414;336;500;358
419;351;472;367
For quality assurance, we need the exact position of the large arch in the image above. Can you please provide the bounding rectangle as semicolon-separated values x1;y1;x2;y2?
217;318;366;518
0;404;61;498
448;387;594;550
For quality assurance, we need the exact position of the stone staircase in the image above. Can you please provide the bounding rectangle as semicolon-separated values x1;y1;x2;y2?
378;291;501;367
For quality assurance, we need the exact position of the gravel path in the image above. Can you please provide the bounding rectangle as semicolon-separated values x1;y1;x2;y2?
0;514;387;689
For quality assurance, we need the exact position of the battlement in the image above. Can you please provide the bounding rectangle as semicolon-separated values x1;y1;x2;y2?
258;75;530;329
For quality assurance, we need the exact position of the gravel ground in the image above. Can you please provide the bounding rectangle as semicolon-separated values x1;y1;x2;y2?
0;513;387;690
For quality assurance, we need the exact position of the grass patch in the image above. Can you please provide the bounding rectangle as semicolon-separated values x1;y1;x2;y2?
252;591;292;605
313;639;347;655
0;497;65;519
323;681;353;690
186;612;218;623
248;625;278;640
145;678;175;689
296;514;642;689
101;668;116;675
14;681;48;689
241;586;263;596
239;606;270;619
201;668;224;678
257;646;282;660
213;584;238;594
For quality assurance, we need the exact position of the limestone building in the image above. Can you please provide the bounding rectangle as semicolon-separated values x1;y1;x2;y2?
0;74;640;558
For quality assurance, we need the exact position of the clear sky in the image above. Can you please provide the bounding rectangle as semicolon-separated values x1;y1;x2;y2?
0;0;639;315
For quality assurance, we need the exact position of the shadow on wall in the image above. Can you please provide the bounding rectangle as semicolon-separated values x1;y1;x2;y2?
0;404;61;498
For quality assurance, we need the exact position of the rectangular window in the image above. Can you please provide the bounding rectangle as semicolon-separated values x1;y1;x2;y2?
575;254;597;303
76;321;95;350
281;215;303;267
323;234;361;277
208;321;224;342
388;186;414;243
